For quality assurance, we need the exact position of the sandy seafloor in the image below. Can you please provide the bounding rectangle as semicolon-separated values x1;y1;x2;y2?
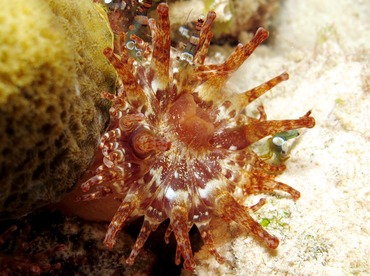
189;0;370;275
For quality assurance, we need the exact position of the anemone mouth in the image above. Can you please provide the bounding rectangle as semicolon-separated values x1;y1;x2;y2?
75;2;315;271
167;93;215;150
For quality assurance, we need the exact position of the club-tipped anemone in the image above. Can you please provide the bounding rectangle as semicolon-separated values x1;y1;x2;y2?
78;3;314;270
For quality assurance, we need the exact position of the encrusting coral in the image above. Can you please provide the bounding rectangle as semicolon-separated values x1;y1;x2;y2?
62;2;315;271
0;0;117;218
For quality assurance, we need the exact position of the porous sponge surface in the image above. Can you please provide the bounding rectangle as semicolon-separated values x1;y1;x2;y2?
0;0;116;218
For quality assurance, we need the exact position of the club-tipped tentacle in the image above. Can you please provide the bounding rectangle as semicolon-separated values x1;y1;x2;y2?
197;225;225;264
103;47;149;113
193;11;216;65
212;111;315;150
125;219;159;265
229;72;289;114
215;192;279;249
170;205;196;270
244;171;301;200
104;196;139;249
148;3;170;90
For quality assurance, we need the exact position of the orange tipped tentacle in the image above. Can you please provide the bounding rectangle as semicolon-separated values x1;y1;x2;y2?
230;72;289;114
103;48;149;112
212;112;315;150
244;171;301;200
248;198;267;212
196;27;269;75
170;205;196;270
193;11;216;64
125;220;159;265
104;197;139;249
216;192;279;249
80;167;119;192
198;226;225;264
164;224;173;244
193;32;213;65
222;27;269;73
75;186;113;201
148;3;170;89
194;28;270;106
242;112;315;146
257;105;267;121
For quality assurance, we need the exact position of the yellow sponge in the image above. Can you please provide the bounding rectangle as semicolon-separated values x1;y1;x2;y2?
0;0;116;218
